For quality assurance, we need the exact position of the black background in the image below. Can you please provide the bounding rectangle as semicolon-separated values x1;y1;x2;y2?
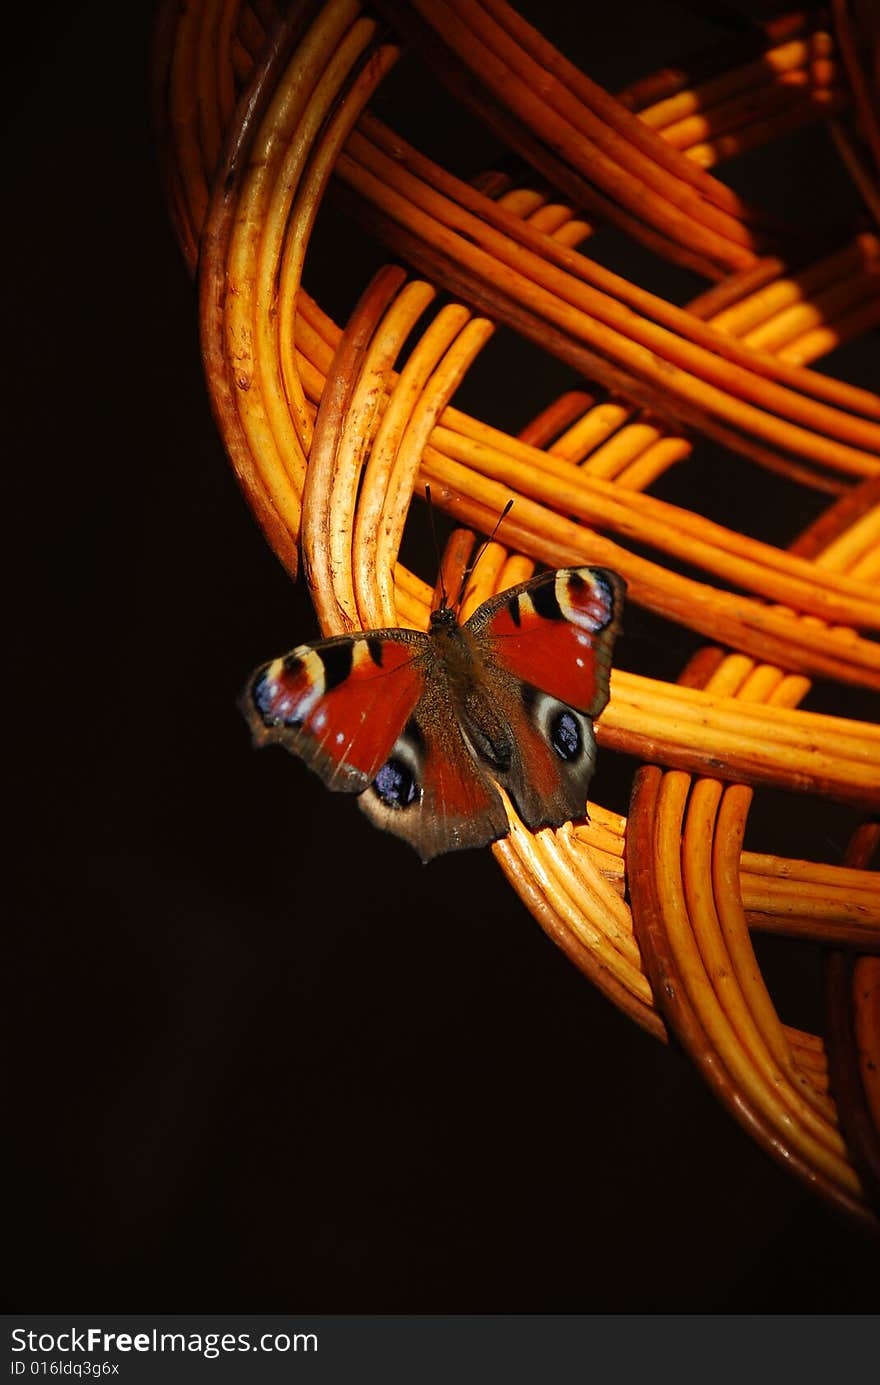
7;1;880;1311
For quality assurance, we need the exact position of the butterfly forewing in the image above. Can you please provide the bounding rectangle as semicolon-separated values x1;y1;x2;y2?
468;567;624;717
242;629;428;792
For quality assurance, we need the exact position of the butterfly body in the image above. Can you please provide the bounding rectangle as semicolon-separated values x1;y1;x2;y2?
243;567;624;861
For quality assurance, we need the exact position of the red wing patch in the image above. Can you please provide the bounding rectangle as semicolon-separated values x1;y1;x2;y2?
242;631;427;789
470;567;624;716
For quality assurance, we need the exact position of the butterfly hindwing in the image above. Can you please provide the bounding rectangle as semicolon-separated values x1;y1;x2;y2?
484;684;600;833
357;688;510;861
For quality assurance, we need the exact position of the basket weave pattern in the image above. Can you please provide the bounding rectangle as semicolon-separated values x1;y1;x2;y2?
152;0;880;1229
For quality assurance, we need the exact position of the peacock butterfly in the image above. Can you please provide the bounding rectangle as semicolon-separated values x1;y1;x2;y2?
241;562;625;861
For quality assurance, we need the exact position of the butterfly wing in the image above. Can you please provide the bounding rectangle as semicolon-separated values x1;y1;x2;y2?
357;684;510;861
465;567;625;831
242;628;509;860
242;630;429;792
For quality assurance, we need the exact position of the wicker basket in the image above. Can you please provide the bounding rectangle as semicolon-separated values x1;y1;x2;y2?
151;0;880;1231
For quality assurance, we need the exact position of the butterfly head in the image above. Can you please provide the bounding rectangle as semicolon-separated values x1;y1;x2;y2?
425;488;514;630
428;602;459;631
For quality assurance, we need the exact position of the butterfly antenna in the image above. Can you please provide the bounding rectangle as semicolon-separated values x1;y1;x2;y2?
424;484;448;609
453;499;514;612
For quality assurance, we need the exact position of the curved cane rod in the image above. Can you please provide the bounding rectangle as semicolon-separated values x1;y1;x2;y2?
354;302;476;628
302;265;407;634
